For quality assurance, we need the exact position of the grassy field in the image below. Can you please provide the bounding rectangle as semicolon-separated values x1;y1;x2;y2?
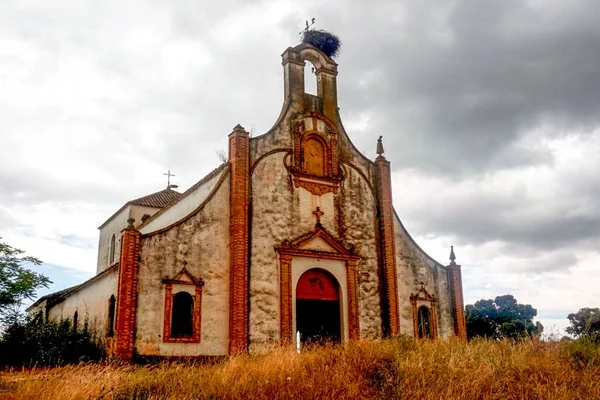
1;338;599;399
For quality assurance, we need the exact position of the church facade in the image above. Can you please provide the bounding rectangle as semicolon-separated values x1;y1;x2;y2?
29;43;466;359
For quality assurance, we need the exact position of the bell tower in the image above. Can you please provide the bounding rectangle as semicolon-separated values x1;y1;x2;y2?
281;44;339;122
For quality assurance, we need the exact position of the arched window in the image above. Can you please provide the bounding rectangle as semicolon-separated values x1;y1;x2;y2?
171;291;194;337
163;268;204;343
417;306;433;339
304;60;317;95
107;295;116;337
109;234;116;264
73;311;78;331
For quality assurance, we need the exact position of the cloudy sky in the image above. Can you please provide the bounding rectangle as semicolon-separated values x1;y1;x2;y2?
2;0;599;335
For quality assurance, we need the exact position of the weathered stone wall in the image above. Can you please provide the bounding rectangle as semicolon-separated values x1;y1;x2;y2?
337;165;382;339
249;151;293;346
47;268;118;340
135;173;230;357
249;131;383;347
393;214;454;338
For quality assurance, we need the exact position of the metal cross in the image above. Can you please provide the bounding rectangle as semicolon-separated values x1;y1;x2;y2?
313;206;324;225
299;17;316;35
163;170;175;188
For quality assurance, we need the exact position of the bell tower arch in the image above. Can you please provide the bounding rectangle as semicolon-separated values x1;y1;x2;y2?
281;44;339;121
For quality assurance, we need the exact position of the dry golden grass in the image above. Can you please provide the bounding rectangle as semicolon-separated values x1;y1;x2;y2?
1;338;599;400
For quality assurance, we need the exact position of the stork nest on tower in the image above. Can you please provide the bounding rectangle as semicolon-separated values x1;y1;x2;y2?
301;30;342;59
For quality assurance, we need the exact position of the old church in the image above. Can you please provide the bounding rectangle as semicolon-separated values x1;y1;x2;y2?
29;43;467;359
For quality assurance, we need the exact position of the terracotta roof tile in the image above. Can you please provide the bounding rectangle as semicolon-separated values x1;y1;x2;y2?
128;188;182;208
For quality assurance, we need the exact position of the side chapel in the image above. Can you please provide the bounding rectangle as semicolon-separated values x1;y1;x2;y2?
29;43;467;358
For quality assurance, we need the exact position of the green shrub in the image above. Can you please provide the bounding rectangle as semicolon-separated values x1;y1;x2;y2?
0;316;103;368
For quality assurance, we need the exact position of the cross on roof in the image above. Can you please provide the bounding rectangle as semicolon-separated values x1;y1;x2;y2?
300;17;316;35
163;170;175;188
313;207;324;225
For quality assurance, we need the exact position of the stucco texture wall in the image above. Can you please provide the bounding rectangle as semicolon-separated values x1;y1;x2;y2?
249;136;383;347
336;166;382;339
393;214;454;338
135;173;230;357
47;268;118;340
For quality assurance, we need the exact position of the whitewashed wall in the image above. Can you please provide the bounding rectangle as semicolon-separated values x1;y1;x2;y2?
140;170;226;235
47;268;118;340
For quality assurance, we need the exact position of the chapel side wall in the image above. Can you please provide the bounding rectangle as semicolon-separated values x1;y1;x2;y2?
393;215;453;338
97;208;129;273
134;174;230;357
47;269;118;340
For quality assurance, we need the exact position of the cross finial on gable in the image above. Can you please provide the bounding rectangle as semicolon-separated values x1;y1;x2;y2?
313;207;324;226
163;170;175;189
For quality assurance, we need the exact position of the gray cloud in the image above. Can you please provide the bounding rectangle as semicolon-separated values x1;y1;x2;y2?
300;0;600;175
1;0;599;324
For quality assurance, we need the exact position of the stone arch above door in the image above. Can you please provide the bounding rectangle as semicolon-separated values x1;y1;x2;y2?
276;223;360;342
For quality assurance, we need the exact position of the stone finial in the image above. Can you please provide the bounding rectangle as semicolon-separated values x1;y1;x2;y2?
449;245;457;265
127;218;135;229
232;124;247;133
376;136;384;157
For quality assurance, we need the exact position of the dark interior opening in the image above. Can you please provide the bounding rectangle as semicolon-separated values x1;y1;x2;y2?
107;295;116;337
171;291;194;337
296;298;341;344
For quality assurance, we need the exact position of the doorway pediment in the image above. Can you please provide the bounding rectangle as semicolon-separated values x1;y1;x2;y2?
276;224;358;260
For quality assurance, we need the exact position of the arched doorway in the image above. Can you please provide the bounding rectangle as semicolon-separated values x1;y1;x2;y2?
296;269;341;344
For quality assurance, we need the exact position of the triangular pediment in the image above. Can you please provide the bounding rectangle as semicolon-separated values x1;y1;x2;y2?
299;236;338;253
278;224;357;259
410;283;436;302
163;266;204;286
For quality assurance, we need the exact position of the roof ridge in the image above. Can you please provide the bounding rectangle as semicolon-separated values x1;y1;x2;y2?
128;187;182;208
182;162;229;196
136;162;229;231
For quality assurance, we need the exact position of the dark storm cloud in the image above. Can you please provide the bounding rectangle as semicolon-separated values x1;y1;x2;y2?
402;165;600;255
303;0;600;175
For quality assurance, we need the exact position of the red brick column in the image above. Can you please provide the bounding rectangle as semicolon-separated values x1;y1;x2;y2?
375;155;400;336
228;124;250;354
115;218;141;360
346;260;360;340
448;264;467;340
279;255;293;342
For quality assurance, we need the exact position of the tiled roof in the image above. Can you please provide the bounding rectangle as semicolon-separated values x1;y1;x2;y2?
128;188;182;208
26;263;120;312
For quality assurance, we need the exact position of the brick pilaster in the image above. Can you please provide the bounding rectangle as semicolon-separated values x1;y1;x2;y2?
375;156;400;336
347;260;360;340
448;264;467;340
228;124;250;354
115;218;141;360
279;255;293;342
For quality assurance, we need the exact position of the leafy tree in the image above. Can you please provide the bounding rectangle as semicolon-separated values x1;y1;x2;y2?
0;237;51;323
465;294;543;340
566;308;600;339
